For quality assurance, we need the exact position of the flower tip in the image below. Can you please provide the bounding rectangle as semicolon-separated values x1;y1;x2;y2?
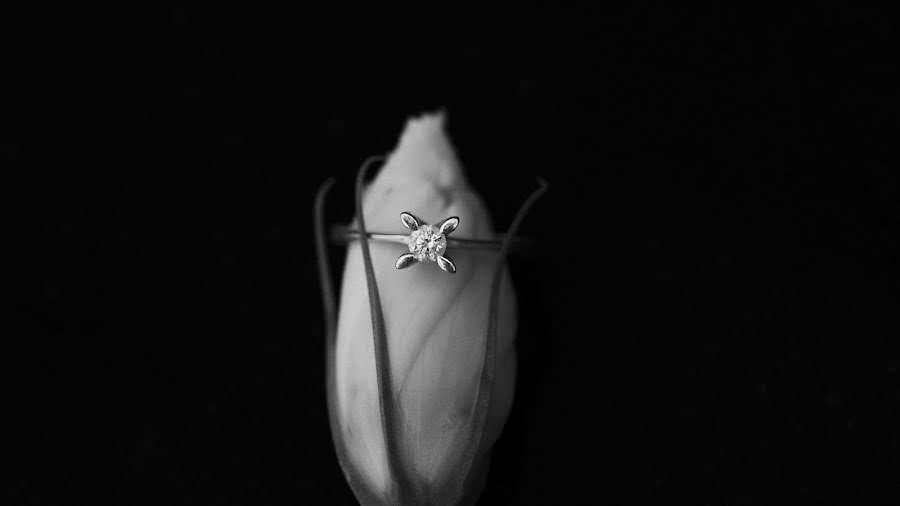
374;109;468;190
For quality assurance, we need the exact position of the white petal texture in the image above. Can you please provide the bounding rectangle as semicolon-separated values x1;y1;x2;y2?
334;112;517;502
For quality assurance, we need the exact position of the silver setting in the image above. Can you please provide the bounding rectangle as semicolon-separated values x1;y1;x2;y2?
400;212;420;231
334;212;528;275
438;216;459;235
436;255;456;274
395;253;417;269
398;212;460;274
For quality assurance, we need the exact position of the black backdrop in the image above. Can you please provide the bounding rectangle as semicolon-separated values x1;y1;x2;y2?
9;5;898;505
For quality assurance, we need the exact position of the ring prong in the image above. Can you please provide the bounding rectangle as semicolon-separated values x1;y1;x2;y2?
438;216;459;235
400;212;421;231
437;255;456;274
395;253;417;269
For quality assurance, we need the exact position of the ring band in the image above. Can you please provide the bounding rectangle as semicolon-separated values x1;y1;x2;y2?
330;211;527;274
331;227;507;250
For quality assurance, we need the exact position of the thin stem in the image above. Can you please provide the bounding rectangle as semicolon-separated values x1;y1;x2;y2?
315;177;382;506
355;155;415;504
447;177;549;502
314;178;337;340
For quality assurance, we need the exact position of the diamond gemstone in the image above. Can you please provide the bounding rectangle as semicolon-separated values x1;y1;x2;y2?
408;224;447;263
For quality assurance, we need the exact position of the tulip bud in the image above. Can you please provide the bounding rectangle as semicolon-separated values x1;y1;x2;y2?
316;112;545;505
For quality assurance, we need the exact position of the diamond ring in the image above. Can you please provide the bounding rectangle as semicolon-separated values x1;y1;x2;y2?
331;211;522;274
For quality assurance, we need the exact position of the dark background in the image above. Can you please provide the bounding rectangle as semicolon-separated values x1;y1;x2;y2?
8;5;898;505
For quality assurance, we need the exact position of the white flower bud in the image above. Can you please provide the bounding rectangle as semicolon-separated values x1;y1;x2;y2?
333;112;518;503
